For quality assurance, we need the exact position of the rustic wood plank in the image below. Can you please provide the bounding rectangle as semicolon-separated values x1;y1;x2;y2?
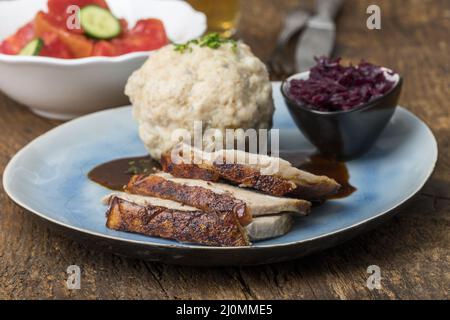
0;0;448;299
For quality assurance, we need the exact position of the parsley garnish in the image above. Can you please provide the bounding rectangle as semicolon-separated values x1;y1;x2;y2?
174;33;238;53
125;159;154;175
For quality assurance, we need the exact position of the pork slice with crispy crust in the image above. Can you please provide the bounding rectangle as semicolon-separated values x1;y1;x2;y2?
125;174;252;225
139;172;311;217
103;193;293;243
160;154;219;181
161;145;340;200
105;195;250;247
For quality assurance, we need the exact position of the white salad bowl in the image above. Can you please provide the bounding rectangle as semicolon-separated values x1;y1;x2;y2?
0;0;206;120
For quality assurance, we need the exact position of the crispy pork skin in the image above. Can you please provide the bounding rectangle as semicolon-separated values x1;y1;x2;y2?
102;192;198;210
104;193;293;242
160;154;219;181
125;174;252;225
128;172;310;217
161;146;340;200
106;196;250;247
212;163;296;196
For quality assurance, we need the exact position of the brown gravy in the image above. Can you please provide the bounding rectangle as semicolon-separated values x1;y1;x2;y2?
280;151;356;199
88;156;159;191
88;152;356;199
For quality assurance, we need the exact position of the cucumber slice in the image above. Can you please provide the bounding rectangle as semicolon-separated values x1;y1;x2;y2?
19;38;43;56
80;5;121;40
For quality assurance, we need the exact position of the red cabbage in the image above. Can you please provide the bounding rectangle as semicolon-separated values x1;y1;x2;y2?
288;57;395;112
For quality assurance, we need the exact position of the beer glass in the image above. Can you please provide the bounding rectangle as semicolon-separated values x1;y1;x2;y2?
187;0;240;37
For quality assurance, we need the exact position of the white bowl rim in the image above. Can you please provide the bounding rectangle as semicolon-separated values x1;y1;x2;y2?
0;50;153;65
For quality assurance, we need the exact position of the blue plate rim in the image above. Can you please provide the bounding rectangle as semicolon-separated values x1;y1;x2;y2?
2;104;438;251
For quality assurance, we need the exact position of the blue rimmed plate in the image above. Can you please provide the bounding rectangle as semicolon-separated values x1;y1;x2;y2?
3;83;438;266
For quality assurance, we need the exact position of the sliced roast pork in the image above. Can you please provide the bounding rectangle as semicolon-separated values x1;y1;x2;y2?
161;145;340;200
125;173;311;224
104;194;249;247
103;193;294;245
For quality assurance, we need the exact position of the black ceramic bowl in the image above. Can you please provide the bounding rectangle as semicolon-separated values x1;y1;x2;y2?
281;70;403;160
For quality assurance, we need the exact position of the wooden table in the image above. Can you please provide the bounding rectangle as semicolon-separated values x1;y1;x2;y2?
0;0;448;299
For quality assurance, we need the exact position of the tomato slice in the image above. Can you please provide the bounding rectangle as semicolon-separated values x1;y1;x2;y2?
35;11;93;58
117;19;168;53
92;40;119;56
130;19;167;40
47;0;110;34
40;32;73;58
119;18;129;37
0;22;35;55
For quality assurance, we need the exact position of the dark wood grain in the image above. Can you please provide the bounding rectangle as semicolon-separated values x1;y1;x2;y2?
0;0;449;299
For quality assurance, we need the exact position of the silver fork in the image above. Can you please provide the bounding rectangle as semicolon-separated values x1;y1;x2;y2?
267;9;310;76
